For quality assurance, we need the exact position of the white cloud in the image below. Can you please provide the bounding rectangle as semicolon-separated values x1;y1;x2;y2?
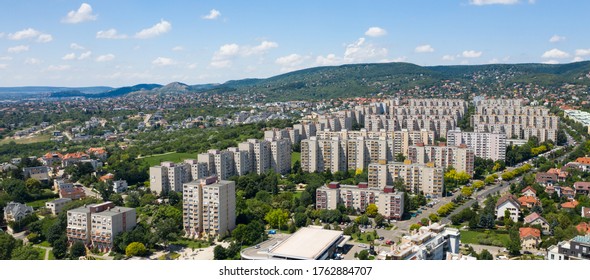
78;51;92;60
95;54;115;62
316;54;343;66
442;55;455;61
25;58;42;65
187;63;197;69
0;64;7;70
246;41;278;55
542;60;559;64
488;58;500;63
275;53;308;71
572;57;584;62
364;27;387;37
8;28;40;40
0;56;12;61
62;3;97;24
462;50;483;58
36;34;53;43
575;49;590;57
213;43;240;60
47;65;71;71
549;35;565;43
469;0;519;5
96;29;128;39
62;53;76;60
7;45;29;53
210;60;232;68
135;19;172;39
415;44;434;53
70;43;85;50
152;57;175;66
172;46;184;52
202;9;221;20
541;48;569;59
380;56;407;63
343;37;388;62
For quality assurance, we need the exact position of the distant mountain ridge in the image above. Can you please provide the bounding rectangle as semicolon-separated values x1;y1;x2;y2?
2;61;589;100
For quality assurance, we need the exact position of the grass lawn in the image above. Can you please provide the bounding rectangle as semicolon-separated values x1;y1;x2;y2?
141;152;197;166
158;252;180;260
170;239;211;249
351;231;380;244
39;241;52;247
292;191;302;200
0;134;52;145
48;250;55;260
460;230;509;247
33;247;46;260
26;197;56;209
291;152;300;168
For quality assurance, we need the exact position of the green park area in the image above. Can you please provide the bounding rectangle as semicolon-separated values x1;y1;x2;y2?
140;152;197;166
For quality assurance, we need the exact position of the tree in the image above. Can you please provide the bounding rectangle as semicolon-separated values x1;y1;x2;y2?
94;181;113;202
507;227;522;256
11;246;40;260
355;214;370;226
299;191;313;207
461;186;474;197
125;242;147;257
429;213;440;223
70;241;86;259
366;204;378;217
213;245;227;260
395;153;406;162
264;209;290;229
374;214;385;227
410;224;422;231
357;249;369;260
25;178;42;194
478;249;493;260
232;221;265;246
294;212;307;228
52;237;68;259
0;232;19;260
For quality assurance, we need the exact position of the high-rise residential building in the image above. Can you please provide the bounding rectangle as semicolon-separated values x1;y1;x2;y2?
213;150;235;180
198;152;216;177
407;143;475;175
269;138;291;175
447;129;506;161
368;161;444;197
315;182;404;220
66;202;136;251
149;161;189;194
183;176;236;239
228;147;250;176
248;139;271;175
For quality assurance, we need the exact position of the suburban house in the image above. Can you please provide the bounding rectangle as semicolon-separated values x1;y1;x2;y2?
520;227;541;250
547;168;568;182
524;212;551;234
3;201;34;223
518;196;540;209
87;147;108;161
545;185;560;197
45;198;72;215
561;200;579;210
495;194;521;222
62;152;89;167
99;173;115;182
582;206;590;218
40;152;63;166
535;172;557;185
574;182;590;196
112;180;128;193
547;234;590;260
22;166;50;182
521;186;537;198
59;187;86;200
577;222;590;234
562;187;576;200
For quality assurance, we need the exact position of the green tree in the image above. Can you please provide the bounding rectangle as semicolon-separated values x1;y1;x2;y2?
395;153;406;162
461;186;473;197
52;237;68;259
366;204;378;217
125;242;147;257
429;213;440;223
374;214;385;227
410;224;422;231
264;209;290;229
507;227;522;256
213;245;227;260
357;249;369;260
478;249;493;260
11;246;41;260
0;232;19;260
355;214;370;226
69;241;86;259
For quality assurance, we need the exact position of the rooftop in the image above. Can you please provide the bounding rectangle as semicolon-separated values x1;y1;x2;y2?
268;227;344;260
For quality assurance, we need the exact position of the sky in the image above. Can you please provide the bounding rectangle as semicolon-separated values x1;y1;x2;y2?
0;0;589;87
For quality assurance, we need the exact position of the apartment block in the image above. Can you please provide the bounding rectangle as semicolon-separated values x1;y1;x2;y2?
269;138;291;175
407;143;475;175
66;202;136;251
183;177;236;239
45;198;72;215
368;161;444;197
228;147;250;176
447;129;506;161
149;161;189;195
316;182;404;220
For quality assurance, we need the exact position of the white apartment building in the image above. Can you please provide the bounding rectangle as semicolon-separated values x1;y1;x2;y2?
316;182;404;220
407;143;475;175
112;180;128;193
149;161;189;195
447;129;506;161
368;161;444;197
45;198;72;215
183;177;236;239
269;138;291;175
386;223;461;260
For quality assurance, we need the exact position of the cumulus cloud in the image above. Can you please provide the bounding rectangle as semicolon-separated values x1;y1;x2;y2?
152;57;175;66
172;46;184;52
70;43;85;50
95;54;115;62
364;27;387;37
415;44;434;53
541;48;569;59
210;43;240;67
469;0;519;5
47;65;71;71
0;56;13;61
37;34;53;43
245;41;278;55
380;56;407;63
343;37;388;62
7;45;29;53
78;51;92;60
202;9;221;20
542;60;559;64
8;28;53;43
210;60;232;68
462;50;483;58
572;57;584;62
275;53;308;72
62;53;76;60
549;35;565;43
0;64;7;70
575;49;590;57
62;3;97;23
135;20;171;39
442;55;455;61
25;58;42;65
96;29;128;39
315;54;342;66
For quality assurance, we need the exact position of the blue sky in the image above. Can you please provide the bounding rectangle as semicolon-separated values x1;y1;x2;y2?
0;0;589;87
